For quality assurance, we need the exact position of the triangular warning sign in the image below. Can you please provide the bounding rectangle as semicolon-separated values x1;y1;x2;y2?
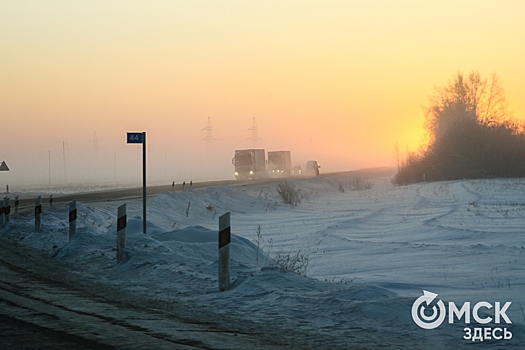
0;161;9;171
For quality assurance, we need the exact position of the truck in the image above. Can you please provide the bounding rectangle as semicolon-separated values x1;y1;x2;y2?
267;151;292;177
305;160;320;176
232;149;266;180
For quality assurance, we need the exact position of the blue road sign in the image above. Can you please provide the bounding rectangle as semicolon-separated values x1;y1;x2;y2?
127;132;144;144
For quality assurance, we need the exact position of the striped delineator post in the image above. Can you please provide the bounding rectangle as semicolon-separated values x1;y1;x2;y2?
35;196;42;231
4;197;10;225
0;197;7;224
49;194;54;207
117;204;126;264
218;212;231;292
14;195;19;218
0;198;4;225
69;200;77;240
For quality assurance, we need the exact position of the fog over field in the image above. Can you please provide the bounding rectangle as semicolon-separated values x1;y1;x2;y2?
3;2;525;193
0;136;333;192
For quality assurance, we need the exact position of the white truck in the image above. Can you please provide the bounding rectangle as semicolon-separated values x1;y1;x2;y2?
232;149;266;180
267;151;292;177
305;160;320;176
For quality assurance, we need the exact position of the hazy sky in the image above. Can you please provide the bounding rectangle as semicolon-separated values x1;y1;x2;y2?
1;1;524;187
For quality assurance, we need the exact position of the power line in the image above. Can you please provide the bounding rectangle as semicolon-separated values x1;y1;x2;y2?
248;117;261;147
62;141;67;183
88;131;99;154
201;117;216;149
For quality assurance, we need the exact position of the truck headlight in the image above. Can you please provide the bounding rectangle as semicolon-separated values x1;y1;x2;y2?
249;171;254;175
235;172;238;176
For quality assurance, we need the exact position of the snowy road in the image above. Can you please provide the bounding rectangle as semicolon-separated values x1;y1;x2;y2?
0;238;301;349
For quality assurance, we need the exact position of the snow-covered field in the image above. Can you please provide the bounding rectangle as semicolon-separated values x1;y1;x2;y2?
2;169;524;349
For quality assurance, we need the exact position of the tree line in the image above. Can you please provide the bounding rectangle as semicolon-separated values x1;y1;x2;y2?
394;71;525;184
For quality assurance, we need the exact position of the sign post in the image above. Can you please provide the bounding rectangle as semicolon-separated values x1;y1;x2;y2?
127;132;147;234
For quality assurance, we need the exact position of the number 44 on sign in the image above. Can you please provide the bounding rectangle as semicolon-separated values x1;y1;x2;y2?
127;133;144;144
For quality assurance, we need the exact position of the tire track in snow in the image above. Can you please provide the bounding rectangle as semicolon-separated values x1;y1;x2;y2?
0;238;302;350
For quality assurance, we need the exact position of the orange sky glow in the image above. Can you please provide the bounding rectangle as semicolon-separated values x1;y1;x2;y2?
1;1;524;187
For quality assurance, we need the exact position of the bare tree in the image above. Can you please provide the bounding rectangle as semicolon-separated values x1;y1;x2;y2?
394;71;525;184
425;71;510;144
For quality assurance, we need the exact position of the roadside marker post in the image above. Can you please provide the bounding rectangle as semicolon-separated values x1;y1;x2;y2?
69;200;77;240
49;194;54;207
14;195;19;218
35;196;42;231
0;199;4;225
117;204;126;264
218;212;231;292
185;202;191;217
4;197;10;225
127;132;147;234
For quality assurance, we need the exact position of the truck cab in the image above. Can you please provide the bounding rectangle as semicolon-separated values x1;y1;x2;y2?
232;149;266;180
267;151;292;177
305;161;320;176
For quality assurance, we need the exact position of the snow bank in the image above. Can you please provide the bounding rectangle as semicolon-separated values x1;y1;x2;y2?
2;172;524;348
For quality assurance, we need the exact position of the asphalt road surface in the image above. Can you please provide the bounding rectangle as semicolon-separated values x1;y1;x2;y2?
0;313;115;350
0;236;298;350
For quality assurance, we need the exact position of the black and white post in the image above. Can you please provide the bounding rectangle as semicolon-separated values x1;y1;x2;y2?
69;200;77;240
35;195;42;231
218;212;231;292
4;197;10;225
0;198;4;225
49;194;53;207
117;204;126;263
14;195;19;218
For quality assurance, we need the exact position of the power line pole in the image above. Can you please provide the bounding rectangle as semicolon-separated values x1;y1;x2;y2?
248;117;261;148
89;131;99;154
62;141;67;183
113;151;117;182
201;117;216;150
